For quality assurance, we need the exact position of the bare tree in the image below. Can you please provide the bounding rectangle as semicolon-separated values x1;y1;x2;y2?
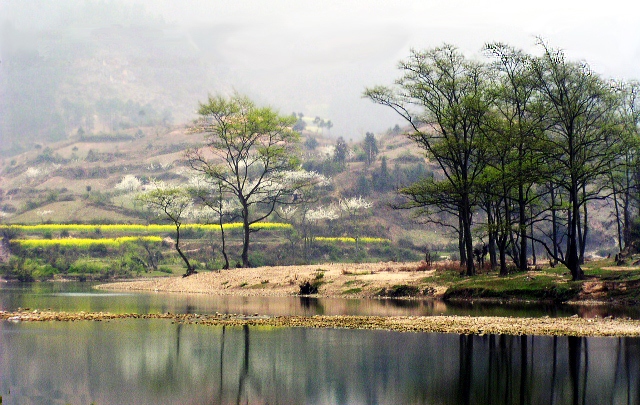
137;184;196;277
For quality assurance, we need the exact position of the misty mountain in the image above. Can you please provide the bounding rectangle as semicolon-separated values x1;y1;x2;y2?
0;1;217;155
1;1;409;157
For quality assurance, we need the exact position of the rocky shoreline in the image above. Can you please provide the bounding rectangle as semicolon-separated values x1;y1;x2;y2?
2;310;640;337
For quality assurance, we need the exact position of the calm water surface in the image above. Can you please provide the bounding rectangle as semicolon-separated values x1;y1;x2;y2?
2;282;639;319
1;283;639;404
1;320;639;405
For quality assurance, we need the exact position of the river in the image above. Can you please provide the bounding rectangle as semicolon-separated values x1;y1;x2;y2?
0;283;639;404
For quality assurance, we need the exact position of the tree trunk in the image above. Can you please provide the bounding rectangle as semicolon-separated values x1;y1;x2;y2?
530;205;536;266
175;224;195;276
462;194;475;276
579;184;588;265
499;238;508;276
486;200;497;270
623;192;631;250
518;185;528;271
567;183;584;281
623;163;632;248
219;220;229;270
241;204;251;268
458;213;466;267
612;181;622;253
550;183;559;264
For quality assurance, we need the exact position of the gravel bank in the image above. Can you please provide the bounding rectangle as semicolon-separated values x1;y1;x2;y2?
2;310;640;337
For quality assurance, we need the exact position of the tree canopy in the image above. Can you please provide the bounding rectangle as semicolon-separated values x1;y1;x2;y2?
187;94;308;267
366;41;633;280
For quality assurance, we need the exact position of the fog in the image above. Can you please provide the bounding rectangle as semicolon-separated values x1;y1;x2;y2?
2;0;639;154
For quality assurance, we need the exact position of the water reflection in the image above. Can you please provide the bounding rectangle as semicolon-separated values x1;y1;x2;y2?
3;282;640;319
1;320;639;405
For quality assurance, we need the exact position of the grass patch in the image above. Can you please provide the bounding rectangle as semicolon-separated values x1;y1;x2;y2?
442;271;580;302
342;287;363;295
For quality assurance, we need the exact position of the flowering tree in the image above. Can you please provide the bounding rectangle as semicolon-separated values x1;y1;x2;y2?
339;197;373;250
114;175;142;192
280;202;338;261
190;175;240;269
36;210;53;224
276;171;332;261
187;94;311;267
136;183;196;277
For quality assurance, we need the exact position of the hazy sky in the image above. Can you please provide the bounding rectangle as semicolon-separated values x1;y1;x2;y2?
158;0;640;136
4;0;640;139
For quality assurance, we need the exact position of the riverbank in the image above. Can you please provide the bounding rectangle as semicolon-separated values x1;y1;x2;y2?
97;260;640;305
98;261;446;298
2;309;640;337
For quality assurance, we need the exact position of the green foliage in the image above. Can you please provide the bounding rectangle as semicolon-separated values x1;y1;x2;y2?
355;174;371;196
372;156;392;192
304;136;318;150
68;259;107;274
363;132;379;165
333;136;348;168
158;266;173;274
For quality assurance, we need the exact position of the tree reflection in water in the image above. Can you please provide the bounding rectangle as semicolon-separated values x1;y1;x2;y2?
454;334;640;405
1;321;639;404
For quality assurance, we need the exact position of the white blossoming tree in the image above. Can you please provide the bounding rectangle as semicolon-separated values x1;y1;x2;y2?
276;171;333;261
136;183;196;277
114;175;142;192
36;209;53;224
339;196;373;250
279;202;338;261
190;175;241;269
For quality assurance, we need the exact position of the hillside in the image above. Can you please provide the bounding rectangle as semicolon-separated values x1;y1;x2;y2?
0;123;447;253
0;121;620;264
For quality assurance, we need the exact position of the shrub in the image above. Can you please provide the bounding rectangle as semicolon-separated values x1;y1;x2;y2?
299;280;319;295
377;284;420;297
68;259;106;274
32;263;58;280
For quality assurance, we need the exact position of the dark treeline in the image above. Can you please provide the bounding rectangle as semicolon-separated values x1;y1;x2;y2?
366;40;640;280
